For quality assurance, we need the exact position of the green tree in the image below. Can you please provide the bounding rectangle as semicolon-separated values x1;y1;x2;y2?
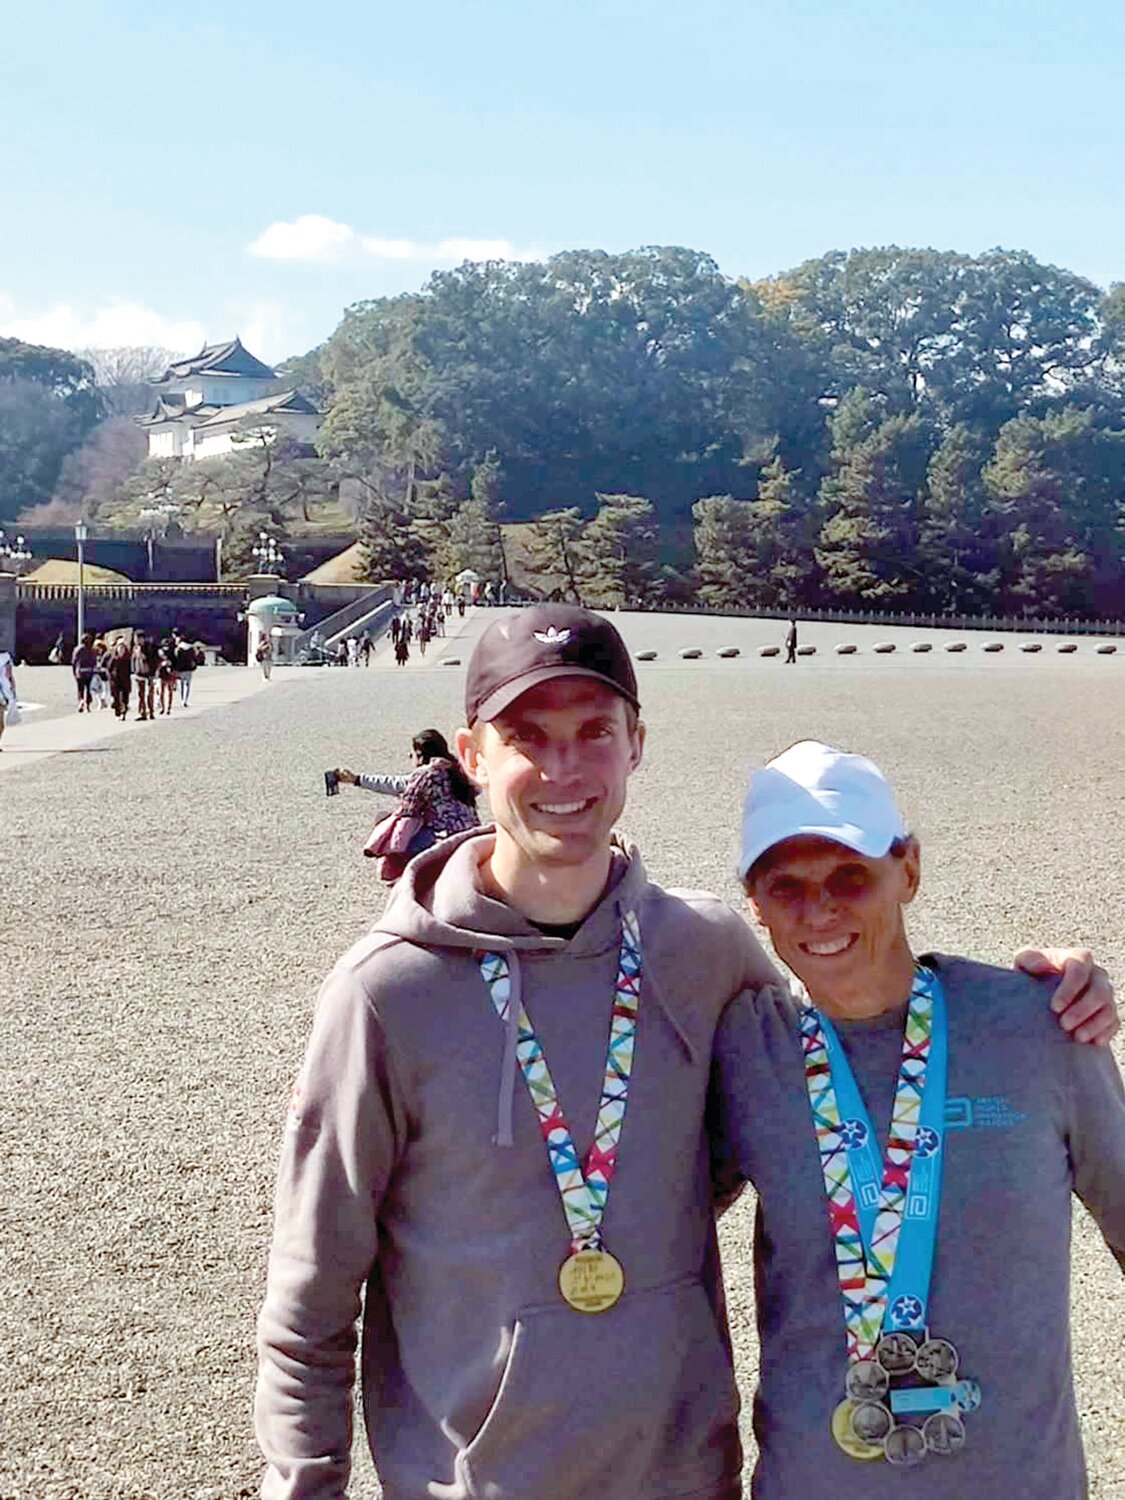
0;380;86;520
692;459;811;611
580;494;663;608
761;247;1107;432
817;404;934;603
917;425;999;612
0;338;102;429
983;407;1125;615
523;508;588;602
0;335;103;518
316;248;815;521
355;483;429;582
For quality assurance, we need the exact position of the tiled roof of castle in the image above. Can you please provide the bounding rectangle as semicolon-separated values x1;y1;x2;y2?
155;337;277;382
194;390;319;426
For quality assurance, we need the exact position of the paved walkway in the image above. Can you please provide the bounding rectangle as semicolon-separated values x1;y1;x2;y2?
0;667;280;771
0;607;478;772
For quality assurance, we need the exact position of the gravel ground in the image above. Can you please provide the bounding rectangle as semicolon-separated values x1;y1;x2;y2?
2;611;1122;1499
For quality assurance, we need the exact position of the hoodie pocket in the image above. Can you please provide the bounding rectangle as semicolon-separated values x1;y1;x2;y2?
459;1275;739;1500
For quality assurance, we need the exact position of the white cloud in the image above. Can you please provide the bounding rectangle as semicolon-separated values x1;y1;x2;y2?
247;214;360;263
0;297;207;357
249;216;542;266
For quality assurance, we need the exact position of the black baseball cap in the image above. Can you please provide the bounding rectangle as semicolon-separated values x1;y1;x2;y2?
465;604;640;725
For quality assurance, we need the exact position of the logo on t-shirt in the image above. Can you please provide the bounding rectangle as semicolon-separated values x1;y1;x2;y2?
945;1096;1027;1131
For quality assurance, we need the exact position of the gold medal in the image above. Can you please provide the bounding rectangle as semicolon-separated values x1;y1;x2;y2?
831;1399;884;1461
558;1248;625;1313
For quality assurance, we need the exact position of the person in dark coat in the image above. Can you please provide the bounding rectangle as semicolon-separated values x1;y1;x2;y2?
132;631;159;719
107;639;132;719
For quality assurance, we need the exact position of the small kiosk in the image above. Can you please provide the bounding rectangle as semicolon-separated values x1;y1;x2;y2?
245;593;303;665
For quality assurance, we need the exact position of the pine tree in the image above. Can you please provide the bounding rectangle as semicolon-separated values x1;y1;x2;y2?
816;410;933;604
523;508;588;602
356;482;427;582
692;460;813;611
918;425;999;613
580;494;663;609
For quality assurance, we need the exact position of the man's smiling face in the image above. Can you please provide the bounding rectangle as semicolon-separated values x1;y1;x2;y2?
460;677;644;873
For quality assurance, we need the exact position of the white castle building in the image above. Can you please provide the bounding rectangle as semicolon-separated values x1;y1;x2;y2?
138;338;320;461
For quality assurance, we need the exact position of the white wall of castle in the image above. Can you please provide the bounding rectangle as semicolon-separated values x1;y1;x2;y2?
148;411;320;462
166;375;279;409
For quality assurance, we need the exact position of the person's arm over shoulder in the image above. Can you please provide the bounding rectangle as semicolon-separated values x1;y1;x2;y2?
356;772;411;796
1063;1035;1125;1273
255;945;410;1499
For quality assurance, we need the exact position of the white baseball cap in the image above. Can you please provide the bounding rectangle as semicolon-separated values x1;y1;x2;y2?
739;740;907;879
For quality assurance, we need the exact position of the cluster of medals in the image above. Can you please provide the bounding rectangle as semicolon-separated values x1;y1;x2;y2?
799;964;982;1468
833;1330;981;1465
477;910;642;1313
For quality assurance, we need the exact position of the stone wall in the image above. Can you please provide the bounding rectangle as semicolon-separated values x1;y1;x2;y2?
15;588;247;662
12;577;394;662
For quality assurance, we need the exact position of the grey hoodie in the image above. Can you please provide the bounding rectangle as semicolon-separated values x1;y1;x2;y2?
256;828;780;1500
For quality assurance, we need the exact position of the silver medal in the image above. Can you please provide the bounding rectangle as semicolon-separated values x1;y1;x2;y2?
923;1410;967;1455
845;1358;890;1402
877;1331;919;1376
884;1423;928;1467
915;1337;959;1383
851;1400;894;1444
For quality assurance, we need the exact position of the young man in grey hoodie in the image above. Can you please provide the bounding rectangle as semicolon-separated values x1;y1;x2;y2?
255;605;1116;1500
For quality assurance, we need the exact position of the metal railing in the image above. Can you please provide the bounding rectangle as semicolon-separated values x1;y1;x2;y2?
660;603;1125;636
16;581;247;602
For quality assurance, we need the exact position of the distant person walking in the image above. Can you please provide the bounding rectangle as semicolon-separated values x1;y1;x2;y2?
0;649;18;750
91;638;111;710
157;636;178;715
394;634;410;667
71;631;97;713
108;639;132;719
132;631;159;720
360;632;373;667
256;636;273;680
173;634;199;706
785;619;799;664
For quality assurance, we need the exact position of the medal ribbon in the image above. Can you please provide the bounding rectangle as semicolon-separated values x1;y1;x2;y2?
478;910;642;1252
799;966;948;1362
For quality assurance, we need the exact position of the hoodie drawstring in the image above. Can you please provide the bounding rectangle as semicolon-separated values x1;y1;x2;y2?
494;949;522;1148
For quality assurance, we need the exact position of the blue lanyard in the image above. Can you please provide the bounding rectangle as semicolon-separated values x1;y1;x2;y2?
815;967;948;1336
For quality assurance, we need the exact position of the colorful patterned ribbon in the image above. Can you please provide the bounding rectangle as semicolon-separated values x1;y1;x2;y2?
799;967;945;1362
478;910;642;1252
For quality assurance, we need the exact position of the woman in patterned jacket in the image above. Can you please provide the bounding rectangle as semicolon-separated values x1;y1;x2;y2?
334;728;480;875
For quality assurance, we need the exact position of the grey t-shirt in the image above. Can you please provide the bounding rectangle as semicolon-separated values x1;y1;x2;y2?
711;956;1125;1500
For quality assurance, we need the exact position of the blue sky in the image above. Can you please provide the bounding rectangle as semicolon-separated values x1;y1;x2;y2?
2;0;1121;363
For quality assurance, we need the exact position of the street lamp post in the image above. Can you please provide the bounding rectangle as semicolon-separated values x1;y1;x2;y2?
252;531;284;575
75;519;89;643
0;529;32;573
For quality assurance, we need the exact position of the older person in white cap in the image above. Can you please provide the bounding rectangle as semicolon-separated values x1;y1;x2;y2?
712;741;1125;1499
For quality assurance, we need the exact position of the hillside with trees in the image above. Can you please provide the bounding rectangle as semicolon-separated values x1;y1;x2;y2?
5;244;1122;613
309;244;1125;617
